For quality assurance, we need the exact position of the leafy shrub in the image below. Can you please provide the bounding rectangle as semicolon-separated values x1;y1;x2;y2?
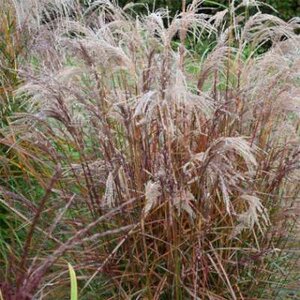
0;0;299;299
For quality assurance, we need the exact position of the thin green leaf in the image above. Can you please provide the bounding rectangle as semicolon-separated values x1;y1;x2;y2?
68;263;78;300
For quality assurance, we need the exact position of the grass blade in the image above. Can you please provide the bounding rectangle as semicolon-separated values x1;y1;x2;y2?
68;263;78;300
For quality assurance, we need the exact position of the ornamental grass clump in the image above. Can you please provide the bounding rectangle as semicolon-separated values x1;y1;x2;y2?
0;0;299;299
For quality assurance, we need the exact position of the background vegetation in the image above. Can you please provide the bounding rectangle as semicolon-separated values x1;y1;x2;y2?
116;0;300;20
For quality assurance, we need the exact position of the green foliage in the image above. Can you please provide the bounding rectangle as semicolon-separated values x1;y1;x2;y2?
266;0;300;21
0;2;30;282
0;1;29;126
68;263;78;300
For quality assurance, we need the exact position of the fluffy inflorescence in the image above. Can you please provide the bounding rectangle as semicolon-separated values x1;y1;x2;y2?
1;0;299;299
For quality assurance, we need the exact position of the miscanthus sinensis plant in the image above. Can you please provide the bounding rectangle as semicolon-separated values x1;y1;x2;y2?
0;0;299;299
